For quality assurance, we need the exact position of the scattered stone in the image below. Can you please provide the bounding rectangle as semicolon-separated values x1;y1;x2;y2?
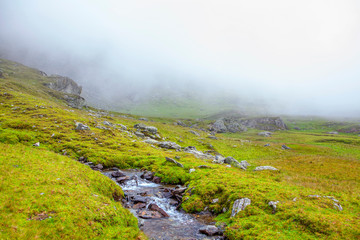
189;130;200;136
211;119;227;133
189;168;196;173
78;156;87;161
93;164;103;170
199;225;220;236
307;195;343;211
327;131;339;134
184;146;215;160
197;165;212;169
207;135;218;140
134;123;158;135
281;145;291;150
132;196;148;204
254;166;278;171
213;155;225;164
139;118;148;121
75;122;90;131
116;176;130;183
152;176;161;183
174;120;187;127
140;171;154;180
148;203;169;217
33;142;40;147
111;170;125;178
132;203;147;209
224;157;248;170
138;210;163;219
158;141;181;150
165;157;184;168
103;121;113;126
231;198;251;217
264;144;270;147
143;138;159;144
268;201;279;214
134;132;145;138
258;131;272;137
211;198;219;204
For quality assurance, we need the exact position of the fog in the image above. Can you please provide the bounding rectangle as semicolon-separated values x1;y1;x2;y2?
1;0;360;117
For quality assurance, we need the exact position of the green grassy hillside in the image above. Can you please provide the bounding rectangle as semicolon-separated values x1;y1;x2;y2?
0;58;359;239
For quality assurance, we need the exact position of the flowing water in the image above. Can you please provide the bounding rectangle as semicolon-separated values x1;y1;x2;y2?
103;170;222;240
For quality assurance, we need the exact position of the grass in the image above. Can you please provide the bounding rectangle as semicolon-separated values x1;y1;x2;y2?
0;57;360;239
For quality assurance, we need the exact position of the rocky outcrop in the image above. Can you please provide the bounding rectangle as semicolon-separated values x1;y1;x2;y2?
224;157;249;170
45;75;85;108
75;122;90;131
254;166;278;171
210;117;287;133
158;141;181;150
46;75;82;95
165;157;184;168
231;198;251;217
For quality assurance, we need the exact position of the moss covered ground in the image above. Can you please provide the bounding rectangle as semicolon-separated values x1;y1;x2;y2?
0;58;359;239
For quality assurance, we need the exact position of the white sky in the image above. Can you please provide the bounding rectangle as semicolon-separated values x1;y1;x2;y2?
1;0;360;116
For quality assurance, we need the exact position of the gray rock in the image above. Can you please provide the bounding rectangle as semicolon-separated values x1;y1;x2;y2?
231;198;251;217
211;198;219;204
143;138;159;145
75;122;90;131
158;141;181;150
175;120;187;127
264;143;270;147
184;146;215;160
211;119;227;133
224;157;248;170
111;170;125;178
207;135;218;140
258;131;272;137
33;142;40;147
46;75;82;95
134;123;158;135
281;145;291;150
254;166;278;171
189;130;200;136
189;168;196;173
268;201;279;214
165;157;184;168
135;132;145;138
197;165;211;169
139;118;148;121
294;127;300;130
327;131;339;134
213;155;225;164
199;225;220;236
103;121;113;126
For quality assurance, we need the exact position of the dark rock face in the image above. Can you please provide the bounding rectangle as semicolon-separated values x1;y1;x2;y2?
46;75;82;95
210;117;287;133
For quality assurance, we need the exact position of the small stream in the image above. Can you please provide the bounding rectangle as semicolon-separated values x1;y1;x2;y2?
103;170;223;240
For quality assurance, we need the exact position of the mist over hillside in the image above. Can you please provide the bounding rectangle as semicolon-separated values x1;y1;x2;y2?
1;0;360;118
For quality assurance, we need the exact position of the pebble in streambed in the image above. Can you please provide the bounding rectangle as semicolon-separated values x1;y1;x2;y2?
102;169;225;240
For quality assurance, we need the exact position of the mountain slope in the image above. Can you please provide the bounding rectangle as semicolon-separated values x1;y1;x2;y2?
0;58;359;239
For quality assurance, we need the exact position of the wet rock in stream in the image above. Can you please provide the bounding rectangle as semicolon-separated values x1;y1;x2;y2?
102;169;223;240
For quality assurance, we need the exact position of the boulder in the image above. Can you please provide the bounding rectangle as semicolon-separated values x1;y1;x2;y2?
152;176;161;183
224;157;248;170
268;201;279;214
199;225;220;236
254;166;278;171
158;141;181;150
111;170;125;178
143;138;159;145
165;157;184;168
132;203;147;209
148;203;169;217
93;164;103;170
75;122;90;131
140;171;154;180
258;131;272;137
103;121;113;126
189;130;200;136
231;198;251;217
211;119;227;133
138;210;163;219
207;135;218;140
281;145;291;150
